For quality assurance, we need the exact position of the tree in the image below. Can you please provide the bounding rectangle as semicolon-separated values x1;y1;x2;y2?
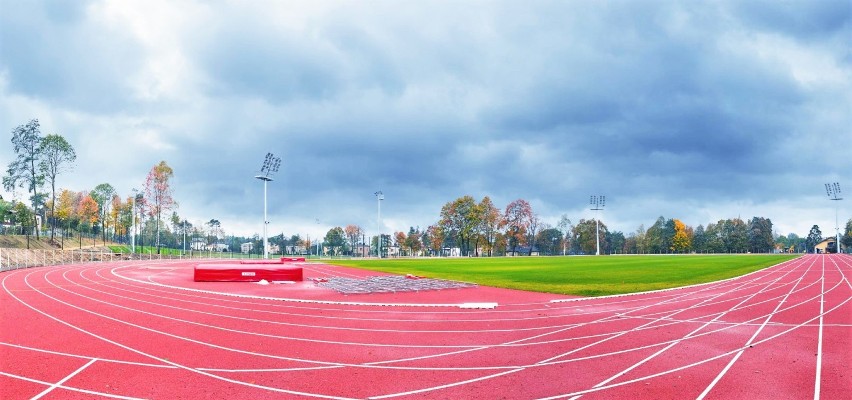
646;216;667;253
536;227;562;255
633;224;647;254
671;219;692;253
721;218;748;253
10;202;35;247
344;224;364;256
439;195;480;256
38;134;76;241
55;189;77;248
77;193;99;248
426;225;444;256
805;225;822;253
144;161;176;254
556;214;574;255
91;183;115;245
608;231;626;254
748;217;774;253
3;119;45;239
478;196;501;257
843;219;852;253
405;227;423;256
110;195;124;239
503;199;533;256
572;219;608;255
693;225;706;253
0;198;11;224
324;227;346;256
527;214;541;255
703;222;725;253
206;219;223;246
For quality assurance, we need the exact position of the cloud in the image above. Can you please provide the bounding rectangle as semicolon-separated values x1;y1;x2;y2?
0;0;849;240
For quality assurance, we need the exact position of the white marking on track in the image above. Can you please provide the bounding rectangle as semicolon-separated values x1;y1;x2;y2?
31;358;98;400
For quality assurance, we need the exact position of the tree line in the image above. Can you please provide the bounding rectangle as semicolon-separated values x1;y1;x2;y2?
4;119;850;256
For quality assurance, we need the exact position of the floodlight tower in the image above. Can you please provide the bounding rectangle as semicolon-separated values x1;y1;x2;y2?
255;153;281;259
131;188;138;254
590;195;606;255
825;183;843;253
375;191;384;258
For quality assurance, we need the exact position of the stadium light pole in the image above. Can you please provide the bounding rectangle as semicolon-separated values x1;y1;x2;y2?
375;191;383;258
826;183;843;253
131;188;138;254
590;195;605;256
315;218;320;257
255;153;281;259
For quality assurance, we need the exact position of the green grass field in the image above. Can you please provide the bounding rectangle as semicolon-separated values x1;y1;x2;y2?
327;255;799;296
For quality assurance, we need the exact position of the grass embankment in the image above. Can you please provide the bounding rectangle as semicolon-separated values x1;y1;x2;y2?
1;234;117;250
328;255;799;296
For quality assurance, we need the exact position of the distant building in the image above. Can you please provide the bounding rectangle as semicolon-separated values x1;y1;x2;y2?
241;242;254;254
813;237;840;254
190;238;206;251
284;245;307;255
206;243;229;252
386;245;400;258
352;244;370;257
441;247;461;257
268;243;280;254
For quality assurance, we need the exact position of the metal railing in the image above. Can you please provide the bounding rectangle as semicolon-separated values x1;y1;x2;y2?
0;248;189;272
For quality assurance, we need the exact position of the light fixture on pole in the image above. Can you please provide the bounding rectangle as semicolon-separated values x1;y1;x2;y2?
255;152;281;259
375;191;383;258
590;195;605;256
825;183;843;254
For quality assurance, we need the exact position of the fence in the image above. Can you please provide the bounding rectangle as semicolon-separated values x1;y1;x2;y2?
0;248;307;272
0;248;190;272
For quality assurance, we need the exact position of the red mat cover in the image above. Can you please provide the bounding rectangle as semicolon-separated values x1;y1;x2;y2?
240;257;306;265
194;263;303;282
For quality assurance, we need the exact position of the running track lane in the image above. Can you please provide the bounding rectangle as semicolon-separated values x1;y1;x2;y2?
0;254;849;399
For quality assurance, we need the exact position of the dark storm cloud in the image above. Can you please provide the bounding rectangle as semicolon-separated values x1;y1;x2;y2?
0;0;849;237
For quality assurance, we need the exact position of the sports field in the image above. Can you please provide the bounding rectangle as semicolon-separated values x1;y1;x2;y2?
329;254;799;296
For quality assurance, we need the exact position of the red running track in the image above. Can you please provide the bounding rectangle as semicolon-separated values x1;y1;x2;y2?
1;254;850;399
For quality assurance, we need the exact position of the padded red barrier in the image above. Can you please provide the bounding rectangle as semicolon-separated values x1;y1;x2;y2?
194;263;303;282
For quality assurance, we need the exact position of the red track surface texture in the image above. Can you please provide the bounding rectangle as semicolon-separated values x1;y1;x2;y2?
1;255;850;399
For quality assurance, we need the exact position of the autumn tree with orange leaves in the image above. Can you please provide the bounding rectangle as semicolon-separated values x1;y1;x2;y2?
503;199;533;256
671;219;692;253
77;192;99;248
144;161;176;254
344;224;364;256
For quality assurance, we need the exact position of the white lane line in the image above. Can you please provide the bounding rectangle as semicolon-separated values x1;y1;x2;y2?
0;341;175;368
0;370;145;400
368;368;523;399
569;258;807;399
31;358;98;400
537;266;789;366
577;254;814;397
4;270;357;400
536;286;852;398
696;254;818;400
365;262;793;398
814;254;831;400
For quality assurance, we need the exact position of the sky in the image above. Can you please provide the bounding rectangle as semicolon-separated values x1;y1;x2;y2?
1;0;850;241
